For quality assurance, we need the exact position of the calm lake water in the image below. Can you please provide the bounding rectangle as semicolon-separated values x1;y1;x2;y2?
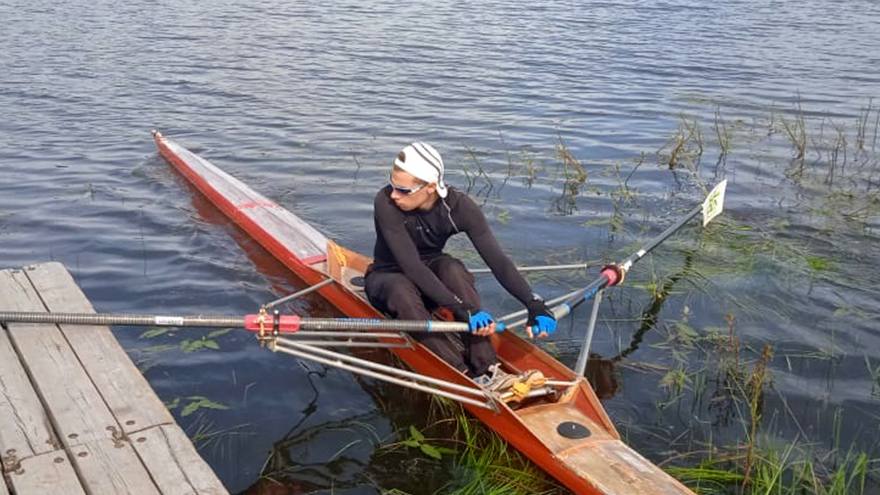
2;1;879;493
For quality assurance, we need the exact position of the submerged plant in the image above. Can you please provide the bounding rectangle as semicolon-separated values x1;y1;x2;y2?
552;136;589;215
714;106;732;157
462;145;495;198
780;97;808;161
398;425;456;460
180;328;232;352
165;395;230;417
741;344;773;488
855;98;876;153
660;114;704;172
866;356;880;399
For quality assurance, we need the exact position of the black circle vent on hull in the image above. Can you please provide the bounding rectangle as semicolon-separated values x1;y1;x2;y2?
557;421;591;439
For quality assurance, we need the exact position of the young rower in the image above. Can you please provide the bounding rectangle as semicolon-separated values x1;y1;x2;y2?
364;142;557;388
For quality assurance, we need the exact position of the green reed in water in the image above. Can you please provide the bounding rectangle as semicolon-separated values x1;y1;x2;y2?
430;397;565;495
443;413;564;495
666;442;874;495
376;394;566;495
652;313;879;494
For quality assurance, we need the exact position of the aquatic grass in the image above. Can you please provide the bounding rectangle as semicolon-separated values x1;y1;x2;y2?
496;208;512;224
780;97;808;161
772;100;880;209
184;414;253;463
497;131;518;192
658;338;878;494
462;145;495;198
687;214;847;299
714;106;733;158
855;98;876;153
380;424;457;461
389;396;566;495
658;365;692;405
180;328;233;353
140;326;174;338
825;121;849;187
865;356;880;399
519;148;541;188
442;413;566;495
810;189;880;232
660;114;705;172
701;314;746;427
593;156;644;236
873;102;880;153
648;307;880;494
165;395;230;417
666;441;877;495
741;344;773;488
552;136;589;215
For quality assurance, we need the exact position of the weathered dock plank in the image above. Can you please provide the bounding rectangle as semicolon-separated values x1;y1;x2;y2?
24;262;175;435
0;270;65;462
69;438;161;495
0;304;59;461
6;450;85;495
2;268;120;448
132;424;227;495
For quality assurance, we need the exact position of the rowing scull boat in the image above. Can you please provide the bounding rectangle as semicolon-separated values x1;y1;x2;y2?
152;130;694;495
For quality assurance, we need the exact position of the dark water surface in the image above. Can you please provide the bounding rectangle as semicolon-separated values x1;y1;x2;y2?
2;1;880;493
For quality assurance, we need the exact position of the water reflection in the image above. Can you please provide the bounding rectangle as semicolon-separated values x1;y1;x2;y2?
575;251;695;400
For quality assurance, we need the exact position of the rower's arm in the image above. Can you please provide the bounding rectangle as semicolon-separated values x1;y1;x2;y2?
456;195;534;305
373;192;469;311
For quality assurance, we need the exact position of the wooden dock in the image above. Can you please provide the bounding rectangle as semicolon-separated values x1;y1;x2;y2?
0;262;228;494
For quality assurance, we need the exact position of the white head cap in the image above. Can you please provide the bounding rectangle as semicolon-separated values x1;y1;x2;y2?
393;142;448;198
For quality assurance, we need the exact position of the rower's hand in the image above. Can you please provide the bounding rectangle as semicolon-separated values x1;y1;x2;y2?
469;310;498;336
526;299;557;339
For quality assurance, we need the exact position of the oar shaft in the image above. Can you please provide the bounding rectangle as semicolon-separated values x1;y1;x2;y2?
500;203;706;327
0;311;469;334
0;311;243;328
469;262;595;274
557;206;702;314
618;204;701;272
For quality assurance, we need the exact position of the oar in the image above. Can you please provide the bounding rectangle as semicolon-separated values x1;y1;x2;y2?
1;182;728;337
499;179;728;328
468;261;597;274
0;310;470;334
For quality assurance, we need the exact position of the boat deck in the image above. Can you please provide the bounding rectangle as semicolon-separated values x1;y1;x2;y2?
518;402;690;494
0;262;227;495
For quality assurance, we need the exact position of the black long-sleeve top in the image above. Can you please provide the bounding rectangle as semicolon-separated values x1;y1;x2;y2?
369;185;534;311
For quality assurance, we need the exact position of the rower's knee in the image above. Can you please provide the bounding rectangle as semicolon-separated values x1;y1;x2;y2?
365;272;429;319
431;256;470;279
